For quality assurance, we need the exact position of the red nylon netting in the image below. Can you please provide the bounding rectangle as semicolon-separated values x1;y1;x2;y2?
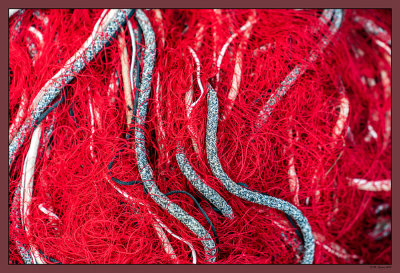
9;9;391;264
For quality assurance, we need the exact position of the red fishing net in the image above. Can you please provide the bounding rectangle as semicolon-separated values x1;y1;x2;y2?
9;9;391;264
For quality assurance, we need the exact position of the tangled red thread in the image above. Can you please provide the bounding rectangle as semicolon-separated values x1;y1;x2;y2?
9;9;390;264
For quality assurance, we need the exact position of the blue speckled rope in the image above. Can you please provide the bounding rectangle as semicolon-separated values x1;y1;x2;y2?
255;9;344;131
205;83;315;264
133;9;217;263
9;9;135;166
10;9;135;264
354;14;391;46
176;144;234;219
